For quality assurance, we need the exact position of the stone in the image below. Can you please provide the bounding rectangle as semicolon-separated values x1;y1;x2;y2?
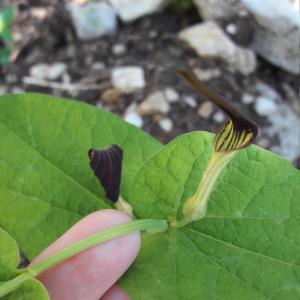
159;118;173;132
179;22;257;75
138;91;170;116
242;93;255;105
241;0;300;74
226;23;238;35
193;67;221;82
101;89;120;104
124;111;144;128
266;103;299;161
254;96;277;116
29;63;49;79
109;0;167;22
29;63;67;80
46;63;67;80
112;44;127;56
164;87;179;103
91;62;106;71
67;2;117;40
193;0;242;20
112;66;145;94
197;101;214;119
184;95;197;108
213;111;226;123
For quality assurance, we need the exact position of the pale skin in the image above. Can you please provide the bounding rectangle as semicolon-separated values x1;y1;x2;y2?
31;209;141;300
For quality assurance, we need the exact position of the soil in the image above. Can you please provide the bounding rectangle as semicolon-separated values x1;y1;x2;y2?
1;0;299;166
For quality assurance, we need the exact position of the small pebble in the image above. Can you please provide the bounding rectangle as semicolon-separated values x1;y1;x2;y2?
138;91;170;116
112;66;146;94
242;93;255;105
47;62;67;80
159;118;173;132
213;111;226;123
124;112;144;128
91;62;106;70
197;101;214;119
112;44;127;56
193;67;221;82
101;89;119;104
164;87;179;103
226;23;237;35
184;95;197;108
254;96;277;116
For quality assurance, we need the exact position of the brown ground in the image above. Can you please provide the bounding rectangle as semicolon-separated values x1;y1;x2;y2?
1;0;299;166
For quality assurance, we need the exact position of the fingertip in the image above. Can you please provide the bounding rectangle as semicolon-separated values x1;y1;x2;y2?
32;209;141;300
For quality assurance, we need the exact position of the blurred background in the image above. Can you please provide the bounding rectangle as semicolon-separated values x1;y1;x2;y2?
0;0;299;166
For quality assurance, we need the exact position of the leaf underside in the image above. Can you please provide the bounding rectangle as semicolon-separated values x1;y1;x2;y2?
0;94;299;300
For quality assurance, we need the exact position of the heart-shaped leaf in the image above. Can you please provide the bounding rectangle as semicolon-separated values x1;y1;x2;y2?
120;132;300;299
0;93;161;259
0;94;299;299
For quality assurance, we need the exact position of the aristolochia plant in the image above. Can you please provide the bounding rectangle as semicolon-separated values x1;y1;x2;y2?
0;70;299;299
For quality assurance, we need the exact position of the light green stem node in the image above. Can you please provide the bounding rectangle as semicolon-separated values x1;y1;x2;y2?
0;219;167;298
183;150;237;223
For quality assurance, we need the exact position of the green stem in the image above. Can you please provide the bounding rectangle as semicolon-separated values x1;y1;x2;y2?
0;219;167;297
0;273;32;297
29;219;167;277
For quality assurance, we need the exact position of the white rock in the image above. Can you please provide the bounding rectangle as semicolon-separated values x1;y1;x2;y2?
193;0;242;20
254;96;277;116
193;67;221;82
29;63;49;79
112;66;145;94
91;62;106;71
197;101;214;119
256;81;281;101
184;95;197;108
179;22;257;75
213;111;226;123
67;2;117;40
124;111;144;128
112;44;127;56
29;63;67;80
266;103;299;161
138;91;170;116
164;87;179;103
159;118;174;132
255;84;300;161
241;0;300;74
226;23;238;35
109;0;167;22
242;93;255;105
47;63;67;80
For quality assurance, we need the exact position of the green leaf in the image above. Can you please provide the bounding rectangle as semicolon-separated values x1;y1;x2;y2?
0;228;19;281
120;132;300;299
0;93;161;260
0;6;14;65
1;278;49;300
0;7;14;32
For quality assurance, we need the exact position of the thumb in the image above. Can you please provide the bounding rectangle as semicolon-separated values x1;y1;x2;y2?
30;209;140;300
